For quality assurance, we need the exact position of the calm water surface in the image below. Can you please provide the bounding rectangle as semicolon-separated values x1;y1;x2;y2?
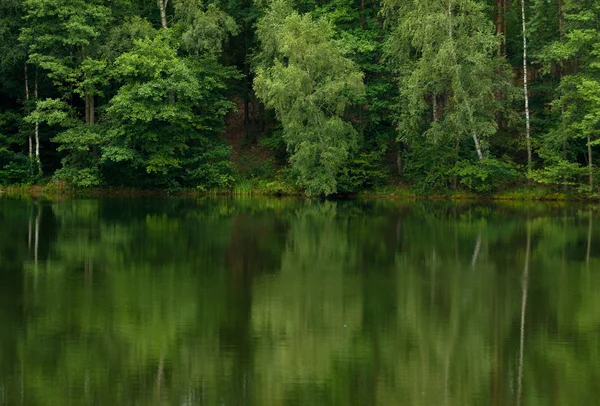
0;197;598;405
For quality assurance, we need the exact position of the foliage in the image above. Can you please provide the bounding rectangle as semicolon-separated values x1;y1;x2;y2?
254;1;365;195
0;0;599;195
0;148;32;185
452;157;520;193
337;151;389;193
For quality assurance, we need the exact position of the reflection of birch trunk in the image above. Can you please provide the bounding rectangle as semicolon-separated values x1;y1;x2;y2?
471;229;483;268
28;207;32;250
588;133;593;191
586;211;592;265
443;301;459;406
517;221;531;406
156;344;166;403
85;260;93;288
34;204;40;284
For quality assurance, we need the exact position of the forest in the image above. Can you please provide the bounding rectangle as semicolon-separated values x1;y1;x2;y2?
0;0;599;196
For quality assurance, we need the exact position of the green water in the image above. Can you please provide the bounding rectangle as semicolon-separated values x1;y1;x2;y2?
0;197;598;405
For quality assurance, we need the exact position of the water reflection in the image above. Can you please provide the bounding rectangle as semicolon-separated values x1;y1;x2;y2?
0;198;598;405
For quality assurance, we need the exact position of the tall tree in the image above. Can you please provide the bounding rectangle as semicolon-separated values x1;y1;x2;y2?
383;0;514;190
101;10;239;188
253;0;365;196
541;0;600;191
21;0;112;126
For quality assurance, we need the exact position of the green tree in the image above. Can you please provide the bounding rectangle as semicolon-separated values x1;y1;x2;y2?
253;0;365;196
384;0;515;191
541;0;600;192
102;22;238;188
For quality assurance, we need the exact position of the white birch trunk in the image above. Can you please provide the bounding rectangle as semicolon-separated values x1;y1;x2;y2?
34;70;41;175
158;0;169;29
521;0;532;173
472;133;484;161
25;63;32;159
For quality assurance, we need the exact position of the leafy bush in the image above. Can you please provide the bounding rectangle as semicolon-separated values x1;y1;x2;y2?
238;154;276;179
53;167;101;188
337;151;388;193
184;143;237;190
530;160;586;186
0;148;33;185
403;142;457;193
451;158;520;193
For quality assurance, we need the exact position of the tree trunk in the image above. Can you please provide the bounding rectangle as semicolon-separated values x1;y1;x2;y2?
34;70;41;175
25;63;32;159
516;221;531;406
521;0;532;174
85;92;95;125
361;0;366;29
396;145;404;176
473;133;484;161
496;0;503;55
503;0;508;55
90;94;95;125
85;94;89;124
559;0;567;162
158;0;168;29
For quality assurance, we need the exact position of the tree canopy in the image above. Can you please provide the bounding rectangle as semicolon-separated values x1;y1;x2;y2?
1;0;599;195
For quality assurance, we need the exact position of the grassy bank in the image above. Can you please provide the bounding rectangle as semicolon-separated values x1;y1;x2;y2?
2;182;599;202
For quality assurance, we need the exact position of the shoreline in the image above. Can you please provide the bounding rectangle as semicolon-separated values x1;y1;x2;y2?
1;184;599;202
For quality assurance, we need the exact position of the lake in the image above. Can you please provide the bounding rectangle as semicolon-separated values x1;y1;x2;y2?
0;197;598;405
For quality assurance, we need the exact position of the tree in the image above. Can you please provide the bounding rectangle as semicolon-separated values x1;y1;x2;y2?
253;0;365;196
383;0;514;191
541;0;600;192
21;0;112;125
103;26;238;188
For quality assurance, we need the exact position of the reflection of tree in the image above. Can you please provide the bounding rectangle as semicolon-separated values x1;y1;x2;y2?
517;220;531;406
251;202;363;404
0;198;599;405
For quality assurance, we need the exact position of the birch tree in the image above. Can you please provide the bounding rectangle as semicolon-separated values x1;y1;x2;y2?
383;0;512;168
542;0;600;192
253;0;365;195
